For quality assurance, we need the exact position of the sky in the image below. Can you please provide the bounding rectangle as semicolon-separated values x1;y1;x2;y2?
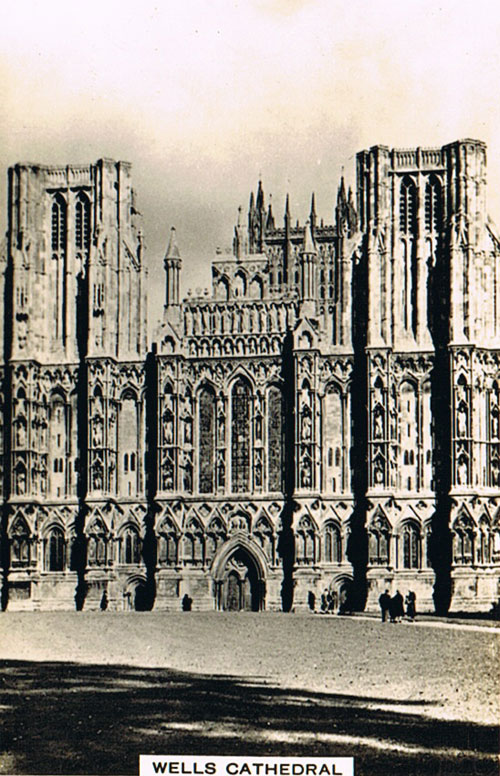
1;0;500;330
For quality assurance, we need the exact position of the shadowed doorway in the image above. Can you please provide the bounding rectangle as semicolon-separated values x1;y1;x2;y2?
219;546;264;611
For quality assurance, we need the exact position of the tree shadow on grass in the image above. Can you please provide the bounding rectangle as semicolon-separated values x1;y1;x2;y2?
0;660;497;776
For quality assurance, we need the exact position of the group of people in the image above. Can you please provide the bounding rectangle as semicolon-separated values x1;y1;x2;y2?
308;588;351;615
379;589;416;622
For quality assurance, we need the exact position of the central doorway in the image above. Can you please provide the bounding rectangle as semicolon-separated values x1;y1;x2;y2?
219;546;264;611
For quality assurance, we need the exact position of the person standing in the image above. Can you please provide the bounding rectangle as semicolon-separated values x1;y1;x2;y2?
406;590;416;621
391;590;404;622
379;589;391;622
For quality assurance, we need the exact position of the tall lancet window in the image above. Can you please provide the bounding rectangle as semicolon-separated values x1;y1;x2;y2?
399;176;417;335
51;194;67;342
75;194;91;258
231;378;252;492
267;385;283;492
399;177;417;236
424;175;443;234
199;385;216;494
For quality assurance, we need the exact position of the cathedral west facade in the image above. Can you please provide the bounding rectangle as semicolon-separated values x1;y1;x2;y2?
1;140;500;613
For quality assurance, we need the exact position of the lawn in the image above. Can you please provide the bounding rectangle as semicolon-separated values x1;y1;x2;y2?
0;612;498;776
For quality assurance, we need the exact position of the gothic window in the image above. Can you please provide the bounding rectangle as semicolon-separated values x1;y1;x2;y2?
46;526;65;571
453;514;474;564
399;176;417;235
51;195;67;256
158;526;178;567
400;381;418;492
231;378;252;493
488;381;500;486
267;385;283;492
87;522;107;567
249;276;263;299
123;526;141;564
199;385;216;494
478;518;491;564
324;385;343;493
368;516;390;565
183;525;203;565
402;522;421;569
424;176;443;234
75;193;91;255
234;271;246;297
10;518;31;568
120;393;138;496
324;522;341;563
422;380;433;489
296;517;316;565
253;517;273;562
50;395;66;497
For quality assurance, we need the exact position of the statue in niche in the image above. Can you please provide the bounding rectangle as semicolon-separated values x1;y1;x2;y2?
184;416;193;445
163;460;174;491
217;453;225;487
374;459;384;485
492;411;499;440
16;421;26;447
93;417;103;446
373;411;383;439
301;412;312;440
17;468;26;495
457;458;468;486
181;454;193;492
94;394;104;416
93;463;103;491
300;451;312;487
255;451;263;487
457;405;467;437
163;411;174;444
373;383;383;407
217;412;225;443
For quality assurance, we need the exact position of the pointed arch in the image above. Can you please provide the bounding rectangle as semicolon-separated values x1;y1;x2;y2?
231;376;252;493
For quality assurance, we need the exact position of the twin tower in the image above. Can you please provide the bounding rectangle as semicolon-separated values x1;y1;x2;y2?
1;140;499;614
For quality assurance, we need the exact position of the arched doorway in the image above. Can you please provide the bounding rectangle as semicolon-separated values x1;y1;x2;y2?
216;545;265;612
330;575;353;614
124;577;149;611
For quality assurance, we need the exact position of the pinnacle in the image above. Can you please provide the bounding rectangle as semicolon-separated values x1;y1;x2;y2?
165;226;181;260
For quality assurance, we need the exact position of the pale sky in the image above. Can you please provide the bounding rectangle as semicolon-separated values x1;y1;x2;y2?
1;0;500;331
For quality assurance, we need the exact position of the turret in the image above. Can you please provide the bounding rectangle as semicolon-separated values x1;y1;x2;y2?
300;218;318;313
164;226;181;308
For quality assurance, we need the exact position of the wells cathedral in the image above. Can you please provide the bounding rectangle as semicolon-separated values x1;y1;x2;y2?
2;139;500;614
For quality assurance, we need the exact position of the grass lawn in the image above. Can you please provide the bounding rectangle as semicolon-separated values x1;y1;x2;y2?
0;612;498;776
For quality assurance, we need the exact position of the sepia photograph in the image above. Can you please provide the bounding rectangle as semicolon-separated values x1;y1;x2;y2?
0;1;498;774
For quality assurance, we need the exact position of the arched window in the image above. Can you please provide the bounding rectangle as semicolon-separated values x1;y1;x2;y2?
400;381;418;492
51;195;67;256
123;526;141;564
424;176;442;234
324;523;341;563
11;518;31;568
453;514;474;564
324;385;343;493
402;522;421;569
267;386;283;492
199;385;216;493
47;527;65;571
120;393;138;495
231;379;252;492
75;194;91;255
296;517;316;565
488;381;500;486
399;176;417;235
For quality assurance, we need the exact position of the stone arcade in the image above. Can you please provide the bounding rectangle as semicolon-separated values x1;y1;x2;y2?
2;141;500;612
